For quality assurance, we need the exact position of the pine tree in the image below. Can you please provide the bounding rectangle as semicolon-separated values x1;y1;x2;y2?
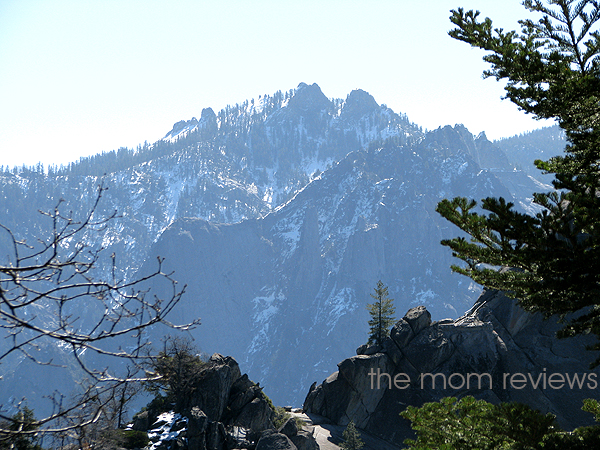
366;280;396;347
0;407;42;450
340;420;364;450
436;0;600;365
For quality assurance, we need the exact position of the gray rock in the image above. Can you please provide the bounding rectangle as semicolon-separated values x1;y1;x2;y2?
390;318;415;349
356;344;368;355
381;337;404;369
356;343;382;356
401;324;456;375
403;306;431;335
185;407;208;450
290;430;318;450
131;410;149;432
304;290;600;446
187;353;241;421
228;384;262;415
320;371;352;422
205;421;226;450
278;417;298;437
307;353;394;429
232;397;274;431
256;431;297;450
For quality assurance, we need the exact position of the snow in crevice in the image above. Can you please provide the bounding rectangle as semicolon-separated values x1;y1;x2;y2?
146;411;187;450
322;287;357;333
247;290;284;355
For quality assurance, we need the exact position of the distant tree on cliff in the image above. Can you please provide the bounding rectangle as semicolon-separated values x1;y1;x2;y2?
366;280;396;346
144;336;207;412
436;0;600;366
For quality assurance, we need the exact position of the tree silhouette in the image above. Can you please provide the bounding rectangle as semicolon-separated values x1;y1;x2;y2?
366;280;396;347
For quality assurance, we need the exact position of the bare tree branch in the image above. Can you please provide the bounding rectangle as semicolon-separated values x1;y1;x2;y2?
0;181;198;442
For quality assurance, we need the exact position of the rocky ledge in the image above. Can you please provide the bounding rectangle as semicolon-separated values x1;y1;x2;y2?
131;353;317;450
303;289;600;446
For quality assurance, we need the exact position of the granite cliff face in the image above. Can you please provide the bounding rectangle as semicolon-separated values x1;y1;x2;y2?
303;290;600;445
141;129;520;406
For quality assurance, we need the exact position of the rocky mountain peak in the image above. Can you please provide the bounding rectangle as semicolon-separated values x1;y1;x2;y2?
164;117;199;140
287;82;332;113
340;89;380;122
200;107;217;122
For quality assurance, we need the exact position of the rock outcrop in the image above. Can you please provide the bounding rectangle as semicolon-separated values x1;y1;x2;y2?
304;289;600;446
132;354;316;450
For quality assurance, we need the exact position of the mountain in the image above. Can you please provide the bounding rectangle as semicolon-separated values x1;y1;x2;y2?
0;83;565;414
494;125;565;177
140;122;541;406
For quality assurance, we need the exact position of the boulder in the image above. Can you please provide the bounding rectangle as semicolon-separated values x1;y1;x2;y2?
256;430;297;450
320;371;352;422
277;417;298;437
131;409;149;432
290;430;318;450
307;353;394;428
205;421;226;450
130;354;275;450
401;324;456;375
403;305;431;335
187;354;241;421
390;318;415;349
232;396;274;431
355;343;382;355
185;407;208;450
227;384;263;414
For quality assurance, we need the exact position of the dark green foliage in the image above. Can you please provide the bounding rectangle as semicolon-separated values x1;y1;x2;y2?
366;280;396;346
0;407;42;450
438;0;600;366
401;396;556;450
582;397;600;421
340;421;364;450
273;407;290;429
494;402;557;449
541;425;600;449
145;337;207;412
111;429;150;449
402;396;600;449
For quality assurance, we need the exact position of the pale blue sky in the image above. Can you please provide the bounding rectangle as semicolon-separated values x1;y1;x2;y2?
0;1;548;168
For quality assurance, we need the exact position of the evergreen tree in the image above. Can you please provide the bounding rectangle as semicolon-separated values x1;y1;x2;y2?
340;420;364;450
401;396;558;450
144;336;207;412
0;407;42;450
366;280;396;346
436;0;600;365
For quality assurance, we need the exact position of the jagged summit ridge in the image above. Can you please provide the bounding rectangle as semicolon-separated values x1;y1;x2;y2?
161;82;419;150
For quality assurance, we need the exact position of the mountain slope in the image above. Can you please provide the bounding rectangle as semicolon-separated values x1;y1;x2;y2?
142;125;518;405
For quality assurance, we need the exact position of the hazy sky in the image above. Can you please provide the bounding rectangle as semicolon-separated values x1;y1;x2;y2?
0;1;551;169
